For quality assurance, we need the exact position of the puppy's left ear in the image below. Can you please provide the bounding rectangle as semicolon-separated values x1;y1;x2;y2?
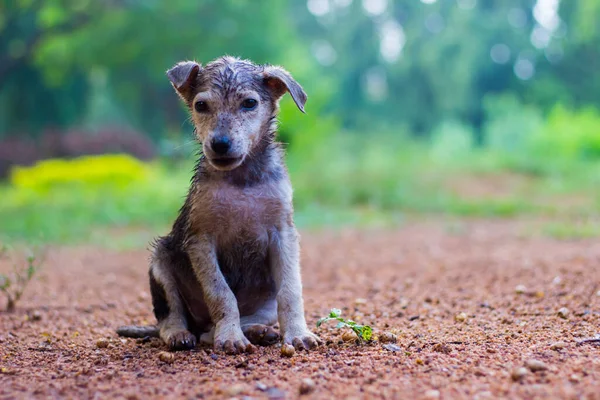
263;66;307;113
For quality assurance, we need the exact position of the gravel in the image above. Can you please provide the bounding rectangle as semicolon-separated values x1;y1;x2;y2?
1;220;599;399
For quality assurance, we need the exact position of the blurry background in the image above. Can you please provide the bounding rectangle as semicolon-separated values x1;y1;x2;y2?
1;0;599;245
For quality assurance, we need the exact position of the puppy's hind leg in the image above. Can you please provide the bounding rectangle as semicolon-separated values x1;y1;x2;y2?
150;246;196;351
240;299;280;346
200;300;279;347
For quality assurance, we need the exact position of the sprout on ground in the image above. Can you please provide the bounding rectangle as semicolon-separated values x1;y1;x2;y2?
0;245;43;312
317;308;373;341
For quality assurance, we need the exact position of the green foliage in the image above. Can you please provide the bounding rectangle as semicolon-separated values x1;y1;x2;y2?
2;0;600;243
0;245;43;312
429;120;474;163
0;156;190;244
529;105;600;162
542;220;600;240
317;308;373;341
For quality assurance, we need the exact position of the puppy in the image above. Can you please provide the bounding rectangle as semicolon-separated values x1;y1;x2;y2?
117;56;321;354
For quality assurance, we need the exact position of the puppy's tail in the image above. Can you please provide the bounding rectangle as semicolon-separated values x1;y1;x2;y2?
116;325;160;338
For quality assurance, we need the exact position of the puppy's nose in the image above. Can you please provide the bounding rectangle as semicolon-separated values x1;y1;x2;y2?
211;136;231;155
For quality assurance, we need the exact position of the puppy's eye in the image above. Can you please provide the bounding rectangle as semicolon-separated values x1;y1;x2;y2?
194;101;209;113
241;98;258;110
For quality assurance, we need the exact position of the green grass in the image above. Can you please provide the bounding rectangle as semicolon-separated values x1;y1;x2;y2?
1;134;600;246
542;220;600;240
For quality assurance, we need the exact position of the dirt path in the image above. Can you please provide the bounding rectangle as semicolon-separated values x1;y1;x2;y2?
1;220;599;399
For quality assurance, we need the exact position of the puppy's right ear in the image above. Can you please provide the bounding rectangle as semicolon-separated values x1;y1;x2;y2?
166;61;201;104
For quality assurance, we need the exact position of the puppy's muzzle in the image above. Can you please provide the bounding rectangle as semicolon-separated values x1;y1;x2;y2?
205;136;244;170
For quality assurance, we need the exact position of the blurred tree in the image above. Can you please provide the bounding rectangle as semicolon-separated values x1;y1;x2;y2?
1;0;599;147
0;0;311;139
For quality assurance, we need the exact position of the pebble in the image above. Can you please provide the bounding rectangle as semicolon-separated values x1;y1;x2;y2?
224;384;245;397
511;367;528;381
256;382;268;391
557;307;570;319
515;284;527;294
281;344;295;358
28;310;42;321
378;332;397;343
354;298;367;305
550;342;566;351
265;387;286;399
525;359;548;372
551;276;562;285
299;378;316;395
382;343;402;352
342;330;357;342
158;351;175;363
455;312;468;323
95;338;109;349
424;390;440;399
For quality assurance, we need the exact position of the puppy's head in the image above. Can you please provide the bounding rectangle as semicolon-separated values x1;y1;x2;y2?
167;56;306;171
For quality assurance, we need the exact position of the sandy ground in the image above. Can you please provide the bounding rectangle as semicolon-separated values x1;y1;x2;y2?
1;220;599;400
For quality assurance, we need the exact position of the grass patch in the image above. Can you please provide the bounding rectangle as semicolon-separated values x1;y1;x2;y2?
542;220;600;240
1;133;600;246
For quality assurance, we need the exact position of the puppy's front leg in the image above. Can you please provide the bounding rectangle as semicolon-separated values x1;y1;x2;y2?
187;237;250;354
270;226;321;350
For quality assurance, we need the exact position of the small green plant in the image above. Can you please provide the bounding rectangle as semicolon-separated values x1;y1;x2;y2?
0;246;42;312
317;308;373;341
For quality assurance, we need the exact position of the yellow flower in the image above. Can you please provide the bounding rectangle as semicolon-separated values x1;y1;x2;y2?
10;154;150;190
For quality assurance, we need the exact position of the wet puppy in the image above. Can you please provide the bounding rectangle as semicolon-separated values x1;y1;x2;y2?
117;56;321;354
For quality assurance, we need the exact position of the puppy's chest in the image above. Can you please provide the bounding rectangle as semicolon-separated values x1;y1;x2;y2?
193;182;290;240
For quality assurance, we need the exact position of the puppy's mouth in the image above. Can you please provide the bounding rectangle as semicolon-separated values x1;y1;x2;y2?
208;156;244;170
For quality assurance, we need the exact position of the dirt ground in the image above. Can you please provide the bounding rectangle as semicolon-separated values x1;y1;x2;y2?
1;219;599;400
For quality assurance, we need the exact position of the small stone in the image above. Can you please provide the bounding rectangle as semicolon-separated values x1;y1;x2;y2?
432;343;452;354
515;285;527;294
281;344;295;358
557;307;570;319
424;390;440;399
416;358;424;365
95;338;109;349
342;330;357;342
382;343;401;352
511;367;528;381
28;310;42;321
525;359;548;372
596;290;600;297
354;298;367;305
552;276;562;285
158;351;175;363
299;378;316;395
378;332;397;343
224;384;245;397
550;342;566;351
265;387;286;399
0;367;16;375
455;312;468;323
256;382;268;391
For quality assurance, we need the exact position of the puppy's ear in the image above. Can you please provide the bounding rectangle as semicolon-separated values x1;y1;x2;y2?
263;66;307;113
166;61;201;104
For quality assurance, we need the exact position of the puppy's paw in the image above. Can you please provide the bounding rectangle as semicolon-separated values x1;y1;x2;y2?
242;324;280;346
214;324;252;354
283;329;322;351
161;328;197;351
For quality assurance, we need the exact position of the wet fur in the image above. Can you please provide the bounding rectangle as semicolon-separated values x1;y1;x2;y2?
117;56;320;353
